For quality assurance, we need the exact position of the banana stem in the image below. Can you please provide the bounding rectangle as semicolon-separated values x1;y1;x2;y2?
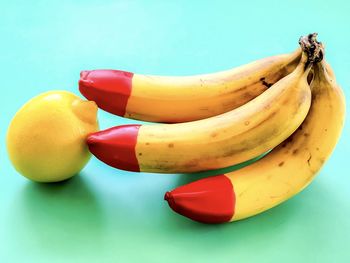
299;33;324;69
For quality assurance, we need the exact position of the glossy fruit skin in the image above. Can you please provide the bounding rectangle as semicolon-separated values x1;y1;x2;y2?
87;124;141;172
87;51;312;173
6;91;99;182
79;50;300;123
164;175;234;224
164;60;346;223
79;70;133;116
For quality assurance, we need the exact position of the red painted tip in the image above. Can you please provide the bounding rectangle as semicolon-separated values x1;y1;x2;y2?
86;124;141;172
80;70;91;79
164;191;171;201
79;69;134;116
86;134;99;145
79;79;94;89
164;175;235;224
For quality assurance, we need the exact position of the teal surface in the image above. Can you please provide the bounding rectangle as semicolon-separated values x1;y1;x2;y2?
1;1;349;262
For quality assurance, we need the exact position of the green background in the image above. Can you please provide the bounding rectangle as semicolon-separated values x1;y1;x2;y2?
1;1;349;262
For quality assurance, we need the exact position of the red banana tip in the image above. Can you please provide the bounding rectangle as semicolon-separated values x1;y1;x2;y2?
80;70;91;79
164;175;235;224
86;134;99;145
79;71;93;94
79;79;94;89
77;69;134;116
86;125;141;172
164;191;170;200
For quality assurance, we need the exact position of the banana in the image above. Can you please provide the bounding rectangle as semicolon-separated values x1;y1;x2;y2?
86;35;321;174
164;59;346;223
79;49;300;123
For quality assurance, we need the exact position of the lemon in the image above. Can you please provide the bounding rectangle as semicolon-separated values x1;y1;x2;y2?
7;91;99;182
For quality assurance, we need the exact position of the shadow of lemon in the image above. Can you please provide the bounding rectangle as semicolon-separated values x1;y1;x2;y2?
13;174;106;253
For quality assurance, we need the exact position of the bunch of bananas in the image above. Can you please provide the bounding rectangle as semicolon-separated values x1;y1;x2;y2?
80;33;345;224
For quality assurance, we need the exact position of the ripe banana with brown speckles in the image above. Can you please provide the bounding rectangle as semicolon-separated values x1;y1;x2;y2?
164;57;346;223
86;35;321;173
79;49;300;123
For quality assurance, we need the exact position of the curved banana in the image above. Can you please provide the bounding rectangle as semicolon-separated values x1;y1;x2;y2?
164;59;346;223
86;35;321;173
79;49;300;123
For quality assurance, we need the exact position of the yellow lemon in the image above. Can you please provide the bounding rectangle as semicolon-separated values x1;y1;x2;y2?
7;91;99;182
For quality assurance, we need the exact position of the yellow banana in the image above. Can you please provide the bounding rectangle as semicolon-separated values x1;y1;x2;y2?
79;49;300;123
86;35;320;173
164;59;346;223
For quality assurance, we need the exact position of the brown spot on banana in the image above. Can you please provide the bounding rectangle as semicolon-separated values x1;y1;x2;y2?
184;159;200;169
260;77;273;88
292;149;299;155
211;132;218;138
281;99;290;106
241;111;278;134
199;107;209;111
307;153;312;166
242;92;255;100
228;85;250;95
